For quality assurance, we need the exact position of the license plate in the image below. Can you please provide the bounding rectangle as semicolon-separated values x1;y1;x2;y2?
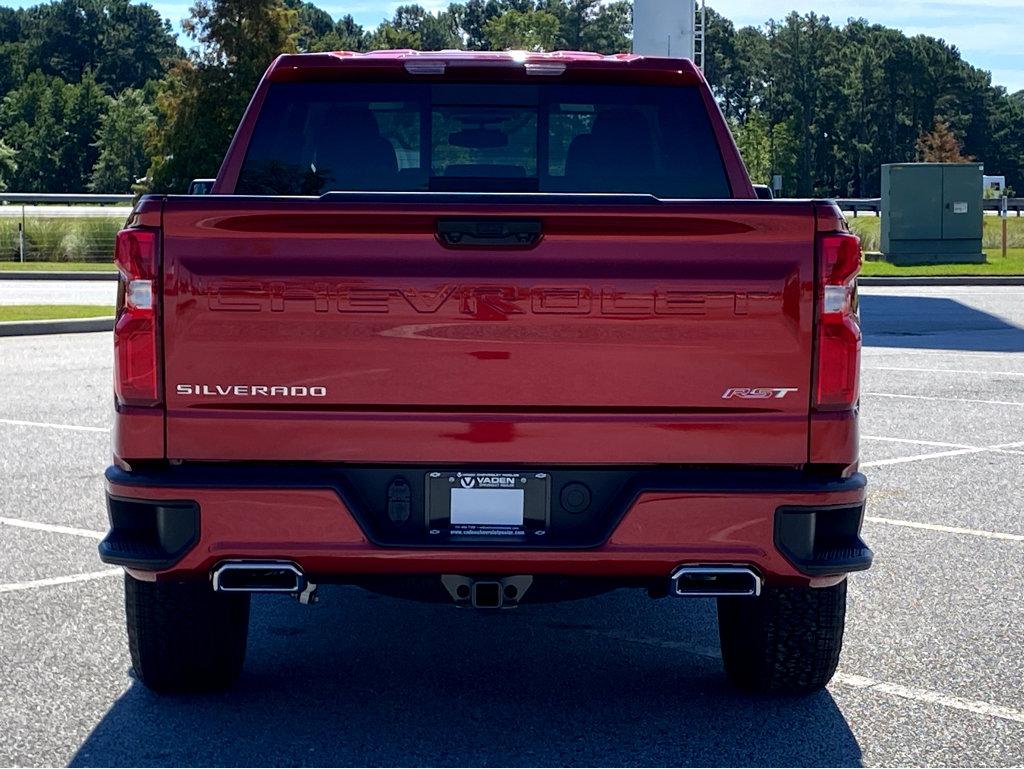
425;472;551;539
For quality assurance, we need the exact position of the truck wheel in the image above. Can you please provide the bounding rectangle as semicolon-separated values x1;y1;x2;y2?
124;573;250;693
717;579;846;694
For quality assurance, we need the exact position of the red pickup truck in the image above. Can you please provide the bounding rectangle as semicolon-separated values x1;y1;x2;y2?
100;50;871;695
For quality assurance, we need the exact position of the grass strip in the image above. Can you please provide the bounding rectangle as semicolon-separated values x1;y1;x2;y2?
0;261;116;271
0;305;115;321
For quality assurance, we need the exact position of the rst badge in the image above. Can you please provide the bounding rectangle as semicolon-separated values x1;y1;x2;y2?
722;387;799;399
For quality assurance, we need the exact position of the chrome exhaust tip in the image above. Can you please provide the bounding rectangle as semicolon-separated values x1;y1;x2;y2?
211;561;305;593
670;565;762;597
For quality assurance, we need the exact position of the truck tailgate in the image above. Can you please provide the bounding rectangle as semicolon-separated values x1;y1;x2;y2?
160;197;816;464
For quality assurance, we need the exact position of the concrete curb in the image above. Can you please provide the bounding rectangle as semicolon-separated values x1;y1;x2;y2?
859;276;1024;286
0;317;114;336
0;270;117;281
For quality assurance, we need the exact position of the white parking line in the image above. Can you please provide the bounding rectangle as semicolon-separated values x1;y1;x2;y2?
863;349;1024;360
865;516;1024;543
864;346;1024;354
864;438;1024;468
0;417;108;433
591;628;1024;726
861;289;1024;296
0;517;104;540
861;435;975;449
983;441;1024;451
864;392;1024;407
866;366;1024;377
834;674;1024;725
861;438;1024;468
0;569;120;594
861;447;989;467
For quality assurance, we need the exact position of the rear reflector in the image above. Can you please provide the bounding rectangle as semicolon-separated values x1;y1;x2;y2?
126;279;153;310
114;229;161;407
815;232;861;410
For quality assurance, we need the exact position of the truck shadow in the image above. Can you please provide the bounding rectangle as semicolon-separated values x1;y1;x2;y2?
69;587;862;767
860;294;1024;352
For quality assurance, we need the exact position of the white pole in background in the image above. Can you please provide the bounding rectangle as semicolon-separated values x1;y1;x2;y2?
632;0;697;59
1001;195;1009;258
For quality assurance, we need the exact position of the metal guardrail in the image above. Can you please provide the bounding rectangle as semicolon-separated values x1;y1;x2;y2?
2;192;1020;210
0;191;1020;264
835;197;1023;216
835;199;881;216
0;194;133;263
0;193;134;205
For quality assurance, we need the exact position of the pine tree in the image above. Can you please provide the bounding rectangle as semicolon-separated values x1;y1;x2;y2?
0;140;15;192
915;120;974;163
89;89;153;192
484;9;560;50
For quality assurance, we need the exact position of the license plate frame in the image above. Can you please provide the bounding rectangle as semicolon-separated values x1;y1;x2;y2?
424;472;551;540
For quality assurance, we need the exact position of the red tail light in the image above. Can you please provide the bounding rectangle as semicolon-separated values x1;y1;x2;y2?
814;232;861;410
114;228;161;407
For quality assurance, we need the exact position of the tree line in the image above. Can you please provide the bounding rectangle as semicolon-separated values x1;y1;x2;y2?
704;8;1024;196
0;0;1020;197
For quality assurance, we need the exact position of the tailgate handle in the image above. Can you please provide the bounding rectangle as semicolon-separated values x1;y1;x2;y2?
436;219;542;249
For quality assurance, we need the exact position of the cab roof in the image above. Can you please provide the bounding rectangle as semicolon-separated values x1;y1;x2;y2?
266;50;704;85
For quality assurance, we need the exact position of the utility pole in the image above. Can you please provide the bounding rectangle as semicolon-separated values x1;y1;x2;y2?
1001;195;1009;259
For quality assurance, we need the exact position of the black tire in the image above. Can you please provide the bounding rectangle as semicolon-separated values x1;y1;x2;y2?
717;579;847;694
124;573;251;693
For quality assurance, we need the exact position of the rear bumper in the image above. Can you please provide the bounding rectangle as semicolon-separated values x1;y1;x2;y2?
100;464;871;586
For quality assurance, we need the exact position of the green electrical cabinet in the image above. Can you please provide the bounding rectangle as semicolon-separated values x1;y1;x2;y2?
880;163;985;265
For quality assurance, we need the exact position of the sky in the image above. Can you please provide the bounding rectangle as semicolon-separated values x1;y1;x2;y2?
9;0;1024;93
711;0;1024;94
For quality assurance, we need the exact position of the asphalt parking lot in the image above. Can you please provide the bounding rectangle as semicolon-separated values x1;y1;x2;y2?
0;285;1022;767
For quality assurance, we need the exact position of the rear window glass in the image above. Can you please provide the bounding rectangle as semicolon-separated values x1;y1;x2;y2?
236;82;731;198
